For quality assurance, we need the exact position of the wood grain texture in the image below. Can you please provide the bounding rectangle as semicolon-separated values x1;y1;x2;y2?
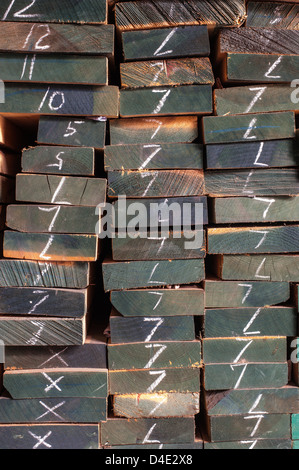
16;174;106;206
246;2;299;29
0;53;108;85
37;116;106;149
109;116;198;145
0;22;114;55
120;58;214;88
108;170;205;198
204;307;297;338
102;258;205;291
0;424;99;449
0;0;108;23
116;0;246;30
0;260;93;288
108;341;202;370
113;393;200;418
3;231;99;262
122;25;210;61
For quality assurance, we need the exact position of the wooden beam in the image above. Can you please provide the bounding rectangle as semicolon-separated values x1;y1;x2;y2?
0;22;114;55
109;116;198;145
205;440;292;449
101;418;195;446
202;111;295;144
0;396;106;423
0;424;100;449
102;258;205;291
120;58;214;89
3;231;99;262
108;170;205;198
204;307;297;338
0;53;108;85
0;84;119;117
6;205;99;234
16;174;106;206
122;25;210;61
0;260;93;288
108;341;202;370
246;2;298;29
109;314;196;343
37;116;106;149
113;393;200;418
292;415;299;440
120;85;212;117
105;442;203;449
0;150;21;176
104;143;204;171
204;279;290;307
110;286;205;316
0;0;108;24
109;368;200;394
115;0;246;31
4;368;108;398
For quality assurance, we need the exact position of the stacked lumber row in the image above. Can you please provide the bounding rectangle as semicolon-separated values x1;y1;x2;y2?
0;0;117;449
201;13;299;449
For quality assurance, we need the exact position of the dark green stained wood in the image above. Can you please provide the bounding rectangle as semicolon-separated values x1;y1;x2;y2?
205;169;299;197
292;415;299;440
113;393;200;418
203;337;286;364
206;137;298;169
102;258;205;291
112;230;205;261
0;396;106;423
205;386;299;416
37;116;106;149
106;442;203;449
204;280;290;308
0;84;119;117
120;85;212;117
109;116;198;145
22;146;95;175
0;424;99;449
0;315;87;345
101;418;195;446
16;174;106;206
208;414;290;442
0;53;108;84
203;112;295;144
112;197;208;228
110;287;205;317
208;225;299;255
122;25;210;61
0;22;114;55
108;170;205;198
214;254;299;282
0;0;107;23
215;85;299;116
6;205;98;234
211;197;299;224
3;231;99;262
218;27;299;55
293;441;299;449
109;315;195;344
120;58;214;89
0;286;90;317
116;0;246;31
108;341;202;370
0;260;92;288
4;369;108;399
104;143;204;171
204;307;297;338
109;368;200;394
225;53;299;83
246;2;299;29
204;363;288;390
205;440;292;449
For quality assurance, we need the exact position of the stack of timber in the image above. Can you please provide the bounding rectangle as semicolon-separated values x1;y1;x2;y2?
0;0;116;448
201;8;299;448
